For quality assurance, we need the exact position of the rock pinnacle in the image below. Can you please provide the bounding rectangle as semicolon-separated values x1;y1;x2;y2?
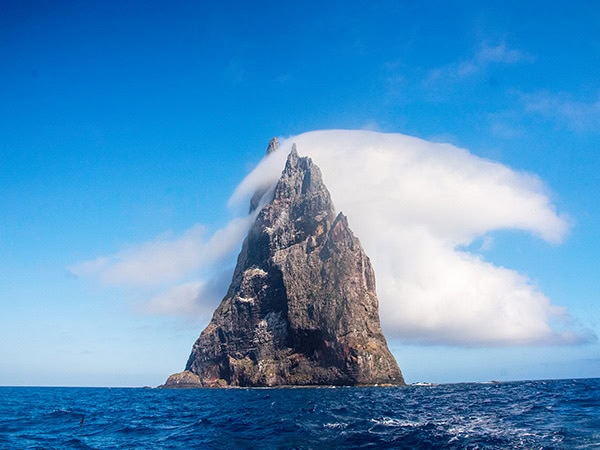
163;143;404;387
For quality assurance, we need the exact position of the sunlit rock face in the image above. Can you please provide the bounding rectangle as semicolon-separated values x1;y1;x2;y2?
166;144;404;387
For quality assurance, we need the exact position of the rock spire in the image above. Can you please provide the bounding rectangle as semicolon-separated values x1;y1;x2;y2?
163;144;404;387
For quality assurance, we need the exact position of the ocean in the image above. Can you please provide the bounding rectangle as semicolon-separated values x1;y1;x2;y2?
0;378;598;449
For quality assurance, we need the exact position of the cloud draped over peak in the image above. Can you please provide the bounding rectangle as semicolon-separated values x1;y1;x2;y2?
71;129;590;346
234;130;583;346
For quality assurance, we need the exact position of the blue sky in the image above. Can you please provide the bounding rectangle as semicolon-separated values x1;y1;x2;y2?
1;1;599;386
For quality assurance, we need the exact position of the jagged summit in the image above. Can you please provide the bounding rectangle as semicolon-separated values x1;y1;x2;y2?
249;138;282;213
162;144;404;387
266;137;279;155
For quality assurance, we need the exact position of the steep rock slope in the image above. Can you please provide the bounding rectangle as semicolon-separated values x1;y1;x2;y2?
165;144;404;387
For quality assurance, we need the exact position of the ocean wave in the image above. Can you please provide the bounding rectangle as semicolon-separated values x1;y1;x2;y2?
0;379;598;449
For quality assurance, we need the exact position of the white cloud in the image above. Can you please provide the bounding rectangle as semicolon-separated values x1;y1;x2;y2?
476;42;525;65
521;90;600;132
426;41;529;82
489;119;525;139
234;129;584;345
140;277;228;318
69;216;252;287
142;282;206;315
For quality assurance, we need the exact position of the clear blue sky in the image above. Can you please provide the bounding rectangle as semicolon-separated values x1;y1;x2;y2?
1;1;599;386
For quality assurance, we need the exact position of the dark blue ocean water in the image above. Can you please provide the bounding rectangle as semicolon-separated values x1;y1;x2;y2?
0;379;598;449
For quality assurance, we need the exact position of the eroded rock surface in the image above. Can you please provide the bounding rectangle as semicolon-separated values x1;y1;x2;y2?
159;370;202;388
163;144;404;387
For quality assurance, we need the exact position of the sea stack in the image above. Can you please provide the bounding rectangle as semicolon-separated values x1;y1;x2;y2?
163;143;404;387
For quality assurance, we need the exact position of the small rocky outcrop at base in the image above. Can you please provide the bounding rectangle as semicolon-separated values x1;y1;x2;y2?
159;370;202;388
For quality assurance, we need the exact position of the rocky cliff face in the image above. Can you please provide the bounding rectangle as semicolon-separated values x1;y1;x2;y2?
164;144;404;387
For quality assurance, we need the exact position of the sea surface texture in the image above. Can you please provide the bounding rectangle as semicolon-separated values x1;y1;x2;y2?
0;378;598;449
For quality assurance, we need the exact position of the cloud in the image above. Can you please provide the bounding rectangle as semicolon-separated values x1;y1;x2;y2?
72;129;591;346
426;41;529;82
140;272;231;318
69;216;252;287
476;41;525;65
234;129;587;346
142;282;205;315
520;90;600;132
488;118;525;139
